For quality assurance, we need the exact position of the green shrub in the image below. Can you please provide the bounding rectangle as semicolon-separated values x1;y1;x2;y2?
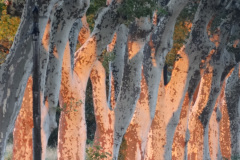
118;137;127;160
86;142;111;160
232;155;240;160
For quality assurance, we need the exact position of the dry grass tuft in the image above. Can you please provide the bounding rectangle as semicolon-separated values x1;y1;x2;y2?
4;143;13;160
46;147;57;160
4;143;57;160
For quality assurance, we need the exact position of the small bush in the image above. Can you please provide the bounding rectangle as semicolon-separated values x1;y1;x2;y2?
232;155;240;160
118;137;127;160
86;142;111;160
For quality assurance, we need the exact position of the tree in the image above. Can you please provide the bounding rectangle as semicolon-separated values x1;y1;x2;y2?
0;0;240;160
0;0;58;158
